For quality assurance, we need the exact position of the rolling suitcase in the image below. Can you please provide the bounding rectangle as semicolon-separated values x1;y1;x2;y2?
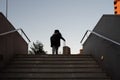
63;41;71;55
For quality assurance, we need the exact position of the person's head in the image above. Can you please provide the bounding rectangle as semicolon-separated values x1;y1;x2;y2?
54;30;60;34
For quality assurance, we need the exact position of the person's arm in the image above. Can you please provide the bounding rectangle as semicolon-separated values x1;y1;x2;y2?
59;33;65;41
61;37;65;41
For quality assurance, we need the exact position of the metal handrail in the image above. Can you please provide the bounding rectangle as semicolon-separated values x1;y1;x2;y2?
0;28;31;42
80;30;120;46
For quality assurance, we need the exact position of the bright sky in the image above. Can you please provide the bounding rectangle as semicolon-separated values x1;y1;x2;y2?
0;0;114;54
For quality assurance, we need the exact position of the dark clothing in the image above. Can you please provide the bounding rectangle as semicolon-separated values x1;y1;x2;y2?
50;33;65;47
50;31;65;54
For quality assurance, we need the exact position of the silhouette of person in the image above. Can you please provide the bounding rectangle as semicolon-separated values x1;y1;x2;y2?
50;30;65;54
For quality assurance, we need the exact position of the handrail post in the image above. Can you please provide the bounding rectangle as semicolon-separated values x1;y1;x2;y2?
80;30;88;43
20;29;31;42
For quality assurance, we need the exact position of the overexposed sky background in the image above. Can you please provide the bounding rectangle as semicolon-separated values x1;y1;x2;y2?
0;0;114;54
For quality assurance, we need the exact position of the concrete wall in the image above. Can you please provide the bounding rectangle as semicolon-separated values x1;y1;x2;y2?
83;15;120;80
0;12;28;69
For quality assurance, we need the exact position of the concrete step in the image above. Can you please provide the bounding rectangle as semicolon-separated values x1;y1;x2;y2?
11;60;97;64
3;68;103;73
15;54;92;58
13;57;94;61
8;64;100;68
0;73;109;79
0;54;111;80
0;79;111;80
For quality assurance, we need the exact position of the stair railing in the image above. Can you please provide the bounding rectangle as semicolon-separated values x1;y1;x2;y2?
0;28;31;43
80;30;120;46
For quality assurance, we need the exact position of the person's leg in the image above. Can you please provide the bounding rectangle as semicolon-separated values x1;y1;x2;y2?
52;46;56;54
55;47;58;55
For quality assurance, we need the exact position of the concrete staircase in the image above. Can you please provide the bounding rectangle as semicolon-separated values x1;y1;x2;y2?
0;54;111;80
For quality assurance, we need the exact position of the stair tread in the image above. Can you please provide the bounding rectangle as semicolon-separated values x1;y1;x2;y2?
14;57;94;61
11;61;97;64
0;79;111;80
0;73;109;78
3;68;103;73
0;54;111;80
8;64;100;68
15;54;92;58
